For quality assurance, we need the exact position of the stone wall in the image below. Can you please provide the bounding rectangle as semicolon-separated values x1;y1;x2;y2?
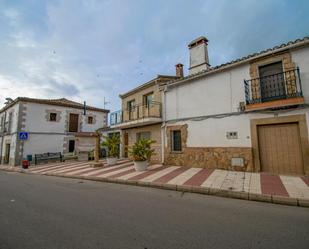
164;124;253;171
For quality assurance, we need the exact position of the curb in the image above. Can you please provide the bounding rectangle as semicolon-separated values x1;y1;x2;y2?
1;168;308;208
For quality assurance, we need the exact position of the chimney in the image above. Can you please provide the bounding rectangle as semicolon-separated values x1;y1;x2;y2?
188;36;210;75
175;63;184;78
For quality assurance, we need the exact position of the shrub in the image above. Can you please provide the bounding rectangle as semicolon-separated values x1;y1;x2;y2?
101;134;120;158
129;138;156;161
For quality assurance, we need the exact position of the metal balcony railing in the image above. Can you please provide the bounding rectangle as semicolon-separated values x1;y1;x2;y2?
244;68;303;105
110;101;162;126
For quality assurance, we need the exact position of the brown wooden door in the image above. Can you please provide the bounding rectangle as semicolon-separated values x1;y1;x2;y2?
69;114;79;132
258;123;303;175
124;132;129;158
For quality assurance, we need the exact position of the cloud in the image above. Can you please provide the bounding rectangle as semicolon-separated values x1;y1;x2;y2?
0;0;308;111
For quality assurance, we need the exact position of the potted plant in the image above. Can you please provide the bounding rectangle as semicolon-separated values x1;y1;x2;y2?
101;134;120;166
129;138;155;171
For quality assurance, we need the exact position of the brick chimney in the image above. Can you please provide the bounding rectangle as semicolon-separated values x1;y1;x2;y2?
175;63;184;78
188;36;210;75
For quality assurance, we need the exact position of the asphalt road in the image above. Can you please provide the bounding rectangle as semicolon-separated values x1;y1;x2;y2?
0;171;308;249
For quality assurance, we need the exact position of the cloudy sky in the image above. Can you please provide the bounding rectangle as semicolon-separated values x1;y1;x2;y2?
0;0;308;111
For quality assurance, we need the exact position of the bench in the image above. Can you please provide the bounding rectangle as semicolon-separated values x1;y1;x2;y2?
63;151;78;161
34;152;63;165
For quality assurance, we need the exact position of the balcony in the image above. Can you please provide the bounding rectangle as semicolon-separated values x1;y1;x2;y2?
244;68;304;110
110;101;162;129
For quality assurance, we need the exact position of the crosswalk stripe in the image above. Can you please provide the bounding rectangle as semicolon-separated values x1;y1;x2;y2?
140;166;179;182
97;166;134;178
95;165;135;178
31;161;84;173
39;162;89;174
65;166;100;176
201;169;228;188
168;168;202;185
51;164;91;174
82;162;134;177
116;165;162;180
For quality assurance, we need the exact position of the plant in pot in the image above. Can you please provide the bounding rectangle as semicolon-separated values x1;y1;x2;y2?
101;134;120;166
129;138;155;171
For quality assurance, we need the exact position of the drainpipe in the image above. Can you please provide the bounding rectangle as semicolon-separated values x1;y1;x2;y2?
161;85;168;164
0;110;7;164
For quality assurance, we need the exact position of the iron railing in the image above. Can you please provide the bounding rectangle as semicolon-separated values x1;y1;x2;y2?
110;101;162;126
244;68;303;105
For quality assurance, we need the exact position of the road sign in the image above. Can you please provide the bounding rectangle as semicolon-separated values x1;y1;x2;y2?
19;132;28;140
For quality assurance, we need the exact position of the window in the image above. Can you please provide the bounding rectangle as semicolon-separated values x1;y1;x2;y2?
258;61;285;101
8;112;12;132
88;116;93;124
0;116;4;132
143;92;153;107
127;100;135;120
127;100;135;111
171;130;182;152
49;113;57;122
136;131;151;142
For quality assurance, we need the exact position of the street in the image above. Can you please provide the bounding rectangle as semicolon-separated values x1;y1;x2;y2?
0;171;308;249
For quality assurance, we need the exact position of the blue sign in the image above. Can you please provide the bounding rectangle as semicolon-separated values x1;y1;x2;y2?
19;132;28;140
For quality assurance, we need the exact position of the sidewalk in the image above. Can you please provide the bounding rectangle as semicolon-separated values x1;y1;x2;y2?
1;159;309;207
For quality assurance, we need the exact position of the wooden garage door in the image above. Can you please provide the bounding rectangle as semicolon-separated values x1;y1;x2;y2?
258;123;303;175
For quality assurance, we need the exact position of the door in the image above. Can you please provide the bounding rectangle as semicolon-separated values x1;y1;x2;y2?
258;123;303;175
124;132;129;158
259;61;285;101
4;143;10;164
69;140;75;153
69;114;79;132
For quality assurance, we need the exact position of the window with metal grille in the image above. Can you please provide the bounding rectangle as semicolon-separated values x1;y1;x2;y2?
171;130;182;152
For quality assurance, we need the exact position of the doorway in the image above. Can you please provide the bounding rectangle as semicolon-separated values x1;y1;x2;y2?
4;143;10;164
258;123;303;175
124;132;129;158
69;140;75;153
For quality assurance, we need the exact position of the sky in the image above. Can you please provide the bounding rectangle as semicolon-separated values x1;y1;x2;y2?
0;0;308;112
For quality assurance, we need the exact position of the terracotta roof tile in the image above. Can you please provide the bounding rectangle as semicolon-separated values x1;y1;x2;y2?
168;36;309;87
0;97;109;113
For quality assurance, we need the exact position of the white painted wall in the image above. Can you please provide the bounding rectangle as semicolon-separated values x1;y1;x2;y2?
24;102;107;133
165;46;309;148
291;46;309;103
22;134;65;156
169;108;308;148
166;64;251;121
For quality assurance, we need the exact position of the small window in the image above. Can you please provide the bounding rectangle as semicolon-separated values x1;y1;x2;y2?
136;131;151;142
49;113;57;122
171;130;182;152
143;92;153;107
88;116;93;124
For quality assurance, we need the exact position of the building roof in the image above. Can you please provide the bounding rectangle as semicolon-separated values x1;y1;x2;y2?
168;36;309;88
0;97;109;113
119;74;179;99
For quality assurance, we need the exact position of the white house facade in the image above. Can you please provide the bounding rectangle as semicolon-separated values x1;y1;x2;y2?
0;97;108;166
162;36;309;175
